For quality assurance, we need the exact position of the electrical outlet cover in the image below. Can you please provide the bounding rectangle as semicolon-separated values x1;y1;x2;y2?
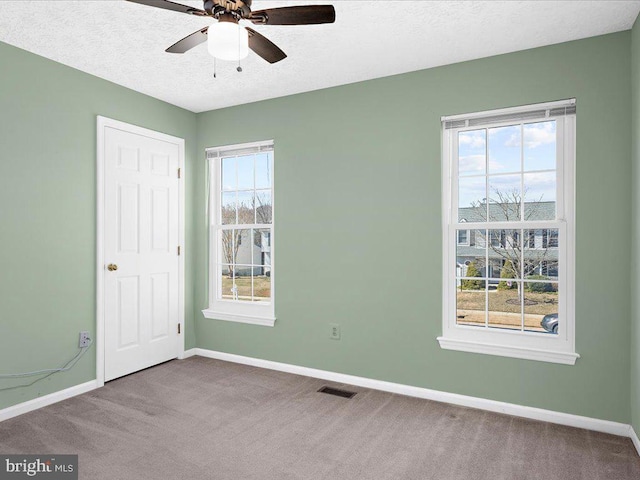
329;323;341;340
79;331;91;348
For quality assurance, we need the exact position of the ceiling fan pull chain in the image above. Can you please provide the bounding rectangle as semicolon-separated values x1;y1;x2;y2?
237;26;243;73
213;57;217;79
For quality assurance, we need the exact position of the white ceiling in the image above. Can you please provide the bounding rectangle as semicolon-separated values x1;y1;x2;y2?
0;1;638;113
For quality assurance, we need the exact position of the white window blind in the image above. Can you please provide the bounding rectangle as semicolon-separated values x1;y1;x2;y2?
442;99;576;130
206;141;273;159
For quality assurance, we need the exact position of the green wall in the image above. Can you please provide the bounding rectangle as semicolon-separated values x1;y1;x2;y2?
631;16;640;434
195;32;632;423
0;42;197;409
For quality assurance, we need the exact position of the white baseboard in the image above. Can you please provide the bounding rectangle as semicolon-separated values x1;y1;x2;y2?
630;425;640;456
0;380;99;423
180;348;197;359
194;348;632;439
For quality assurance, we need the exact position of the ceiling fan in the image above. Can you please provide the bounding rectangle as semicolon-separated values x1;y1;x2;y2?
126;0;336;64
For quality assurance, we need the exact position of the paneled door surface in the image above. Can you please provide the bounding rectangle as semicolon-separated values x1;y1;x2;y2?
103;124;182;381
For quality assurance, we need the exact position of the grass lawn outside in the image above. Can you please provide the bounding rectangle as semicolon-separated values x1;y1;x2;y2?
456;288;558;332
221;275;271;302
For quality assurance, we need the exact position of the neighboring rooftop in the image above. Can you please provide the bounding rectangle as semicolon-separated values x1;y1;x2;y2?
459;201;556;223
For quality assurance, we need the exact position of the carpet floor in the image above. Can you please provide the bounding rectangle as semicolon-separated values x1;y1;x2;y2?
1;356;639;479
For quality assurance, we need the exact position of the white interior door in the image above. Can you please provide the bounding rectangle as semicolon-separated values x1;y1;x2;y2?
101;121;183;382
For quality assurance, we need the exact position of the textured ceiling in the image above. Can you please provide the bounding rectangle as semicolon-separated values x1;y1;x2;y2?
0;1;638;113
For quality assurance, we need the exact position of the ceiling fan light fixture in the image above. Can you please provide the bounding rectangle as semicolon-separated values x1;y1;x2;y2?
207;17;249;62
129;0;336;64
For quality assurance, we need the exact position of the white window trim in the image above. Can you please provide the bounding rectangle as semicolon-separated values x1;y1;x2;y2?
202;140;276;327
438;100;578;365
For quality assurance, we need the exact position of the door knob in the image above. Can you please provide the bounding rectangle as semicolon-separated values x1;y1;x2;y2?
107;264;118;272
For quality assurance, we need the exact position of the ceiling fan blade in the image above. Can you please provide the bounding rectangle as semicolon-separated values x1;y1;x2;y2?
249;5;336;25
246;28;287;64
166;27;209;53
126;0;207;16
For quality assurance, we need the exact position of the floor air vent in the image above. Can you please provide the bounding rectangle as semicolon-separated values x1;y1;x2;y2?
318;386;357;399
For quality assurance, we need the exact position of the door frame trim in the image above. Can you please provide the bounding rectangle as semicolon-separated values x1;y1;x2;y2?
96;116;186;387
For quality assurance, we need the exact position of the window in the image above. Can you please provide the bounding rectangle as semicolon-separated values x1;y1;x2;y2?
457;229;469;245
542;229;559;248
202;141;275;326
527;230;536;248
457;219;469;245
439;100;577;364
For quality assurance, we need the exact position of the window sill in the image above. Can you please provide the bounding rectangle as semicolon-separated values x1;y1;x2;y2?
437;336;579;365
201;309;276;327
